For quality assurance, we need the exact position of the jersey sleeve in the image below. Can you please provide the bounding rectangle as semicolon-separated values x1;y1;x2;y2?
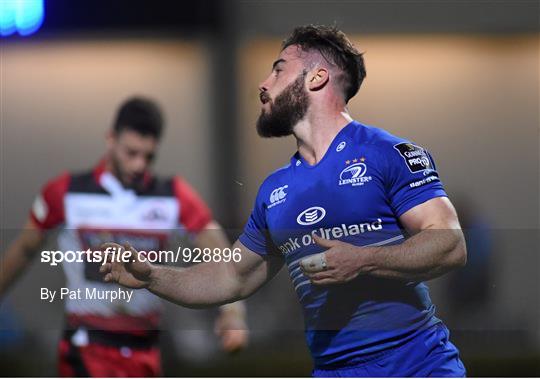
384;142;447;217
239;186;271;256
173;177;212;234
29;172;70;230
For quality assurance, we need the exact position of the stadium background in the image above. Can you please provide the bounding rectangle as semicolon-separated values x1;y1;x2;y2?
0;0;538;376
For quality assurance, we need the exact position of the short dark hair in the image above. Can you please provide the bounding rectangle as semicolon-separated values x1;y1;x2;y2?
282;25;366;103
113;97;164;139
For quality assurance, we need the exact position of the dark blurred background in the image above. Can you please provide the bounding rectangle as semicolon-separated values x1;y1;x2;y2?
0;0;539;376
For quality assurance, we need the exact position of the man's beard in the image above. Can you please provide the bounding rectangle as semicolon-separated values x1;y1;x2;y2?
256;72;310;138
110;152;144;190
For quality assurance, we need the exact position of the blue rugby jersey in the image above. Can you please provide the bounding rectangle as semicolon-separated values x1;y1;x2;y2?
239;120;448;368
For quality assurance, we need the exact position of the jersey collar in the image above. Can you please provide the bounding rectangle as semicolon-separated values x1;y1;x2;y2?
291;120;357;169
92;157;153;192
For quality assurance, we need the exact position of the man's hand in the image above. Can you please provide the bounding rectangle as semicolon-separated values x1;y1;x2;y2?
301;198;466;284
300;235;375;285
214;303;249;353
99;242;153;289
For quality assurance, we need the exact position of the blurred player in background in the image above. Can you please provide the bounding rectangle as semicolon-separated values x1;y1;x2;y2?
0;97;248;377
101;25;467;377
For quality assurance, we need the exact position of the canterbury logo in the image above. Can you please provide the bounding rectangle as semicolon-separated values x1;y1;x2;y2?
270;185;288;204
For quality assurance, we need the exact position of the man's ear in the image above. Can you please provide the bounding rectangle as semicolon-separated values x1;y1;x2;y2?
106;130;116;151
308;68;329;91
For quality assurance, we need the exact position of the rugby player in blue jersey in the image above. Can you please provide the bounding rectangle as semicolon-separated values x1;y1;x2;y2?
102;25;467;377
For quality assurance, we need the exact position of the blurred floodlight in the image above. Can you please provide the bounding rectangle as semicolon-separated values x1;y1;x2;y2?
0;0;44;37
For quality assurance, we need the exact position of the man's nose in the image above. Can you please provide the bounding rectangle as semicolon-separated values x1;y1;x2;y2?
258;76;270;93
133;156;148;173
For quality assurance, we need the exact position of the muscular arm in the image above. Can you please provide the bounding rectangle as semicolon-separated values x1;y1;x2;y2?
191;221;247;313
190;220;249;352
364;197;467;281
303;197;467;284
101;239;283;308
0;219;46;298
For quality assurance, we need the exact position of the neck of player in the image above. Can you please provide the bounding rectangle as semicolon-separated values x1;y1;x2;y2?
294;107;353;166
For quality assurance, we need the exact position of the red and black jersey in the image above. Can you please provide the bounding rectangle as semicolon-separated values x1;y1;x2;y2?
30;160;212;332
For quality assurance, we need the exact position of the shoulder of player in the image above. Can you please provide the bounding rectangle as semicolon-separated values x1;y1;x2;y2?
45;170;72;185
169;175;209;201
349;121;412;151
254;162;293;201
39;170;72;195
34;171;72;218
65;168;105;194
260;162;292;187
348;123;429;169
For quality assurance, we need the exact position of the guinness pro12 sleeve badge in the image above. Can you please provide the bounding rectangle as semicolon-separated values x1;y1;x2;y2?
393;143;434;173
